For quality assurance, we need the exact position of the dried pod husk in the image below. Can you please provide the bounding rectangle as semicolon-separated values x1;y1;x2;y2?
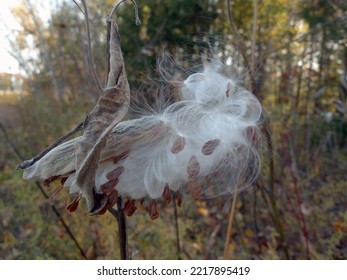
73;20;130;214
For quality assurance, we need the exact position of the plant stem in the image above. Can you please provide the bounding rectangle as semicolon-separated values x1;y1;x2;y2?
223;191;238;259
80;0;103;91
173;192;181;259
108;0;141;25
108;197;128;260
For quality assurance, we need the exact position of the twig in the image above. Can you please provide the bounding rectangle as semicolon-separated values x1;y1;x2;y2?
17;121;84;170
252;187;262;253
173;192;181;259
223;191;238;259
72;0;85;15
0;123;87;259
108;197;128;260
80;0;103;91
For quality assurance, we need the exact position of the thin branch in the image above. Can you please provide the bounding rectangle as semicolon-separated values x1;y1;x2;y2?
1;123;87;259
80;0;103;91
223;191;238;259
72;0;87;16
17;121;84;170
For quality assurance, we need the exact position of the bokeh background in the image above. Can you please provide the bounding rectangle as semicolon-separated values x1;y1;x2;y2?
0;0;346;259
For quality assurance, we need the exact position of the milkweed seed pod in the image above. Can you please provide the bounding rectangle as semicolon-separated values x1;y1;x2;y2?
22;58;263;219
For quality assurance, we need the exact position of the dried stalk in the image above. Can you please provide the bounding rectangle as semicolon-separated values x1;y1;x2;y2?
105;0;141;85
173;192;181;259
80;0;103;91
223;191;238;259
1;123;87;259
